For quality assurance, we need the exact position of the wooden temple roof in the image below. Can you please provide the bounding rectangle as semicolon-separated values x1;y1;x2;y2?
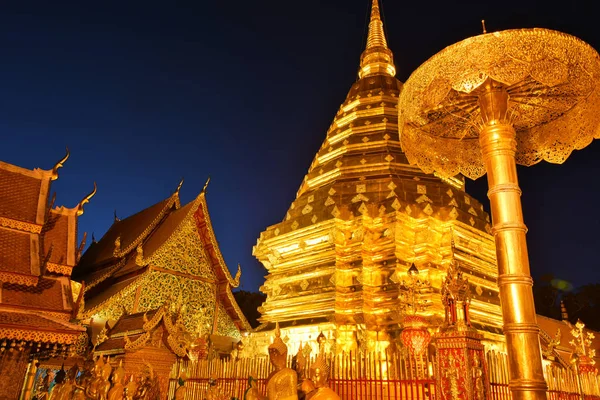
76;185;251;334
0;154;93;345
537;314;600;366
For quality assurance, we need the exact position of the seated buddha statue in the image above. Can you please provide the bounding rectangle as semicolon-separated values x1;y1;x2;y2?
305;354;339;400
107;360;126;400
265;322;298;400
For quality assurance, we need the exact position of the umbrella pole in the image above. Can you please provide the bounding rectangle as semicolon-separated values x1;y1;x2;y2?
478;81;548;400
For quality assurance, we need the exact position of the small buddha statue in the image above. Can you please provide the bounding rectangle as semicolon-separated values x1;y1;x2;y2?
48;366;67;400
244;376;261;400
123;375;138;400
73;362;93;400
305;354;339;400
265;322;298;400
295;343;315;398
85;356;106;399
108;360;126;400
98;357;113;399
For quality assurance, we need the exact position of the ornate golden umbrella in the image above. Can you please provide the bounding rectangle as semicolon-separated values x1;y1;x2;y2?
398;28;600;400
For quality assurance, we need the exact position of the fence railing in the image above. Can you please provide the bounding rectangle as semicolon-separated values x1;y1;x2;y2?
487;350;600;400
167;349;436;400
168;350;598;400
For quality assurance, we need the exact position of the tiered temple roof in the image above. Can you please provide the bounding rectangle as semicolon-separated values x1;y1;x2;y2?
74;183;251;341
0;154;91;344
0;153;92;398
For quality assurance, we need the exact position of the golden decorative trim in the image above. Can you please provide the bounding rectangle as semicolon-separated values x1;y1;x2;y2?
84;259;128;291
112;194;180;258
225;285;252;332
0;217;42;234
198;194;240;288
0;327;79;344
0;271;38;286
82;273;145;318
46;262;73;276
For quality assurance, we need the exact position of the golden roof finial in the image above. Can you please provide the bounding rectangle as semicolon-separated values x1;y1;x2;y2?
176;178;184;194
359;0;396;78
481;20;487;34
76;182;97;216
202;176;211;194
51;147;70;181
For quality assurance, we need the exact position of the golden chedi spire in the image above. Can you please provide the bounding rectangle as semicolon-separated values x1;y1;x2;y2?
253;0;499;353
359;0;396;78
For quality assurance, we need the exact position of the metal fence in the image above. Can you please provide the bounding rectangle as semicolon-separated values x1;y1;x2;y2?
168;350;598;400
167;350;436;400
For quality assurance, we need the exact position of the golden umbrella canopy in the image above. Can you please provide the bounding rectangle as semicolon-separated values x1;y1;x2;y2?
399;28;600;180
398;28;600;400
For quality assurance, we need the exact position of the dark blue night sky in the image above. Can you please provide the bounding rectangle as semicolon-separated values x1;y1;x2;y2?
2;1;600;292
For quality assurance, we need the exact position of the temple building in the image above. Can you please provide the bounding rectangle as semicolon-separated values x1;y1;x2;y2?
252;0;505;354
0;152;92;399
73;181;251;357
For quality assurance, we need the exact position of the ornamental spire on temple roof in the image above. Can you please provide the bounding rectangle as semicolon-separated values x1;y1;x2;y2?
359;0;396;78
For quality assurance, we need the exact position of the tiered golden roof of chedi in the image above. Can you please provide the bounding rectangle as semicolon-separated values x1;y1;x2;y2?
0;153;92;398
74;181;251;342
253;0;502;351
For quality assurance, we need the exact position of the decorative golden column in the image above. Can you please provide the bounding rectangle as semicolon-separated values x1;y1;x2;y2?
398;29;600;400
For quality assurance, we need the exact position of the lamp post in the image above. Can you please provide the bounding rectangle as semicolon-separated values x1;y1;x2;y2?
398;28;600;400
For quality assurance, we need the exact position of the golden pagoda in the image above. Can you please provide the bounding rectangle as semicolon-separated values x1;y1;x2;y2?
74;181;251;350
0;152;92;398
252;0;503;353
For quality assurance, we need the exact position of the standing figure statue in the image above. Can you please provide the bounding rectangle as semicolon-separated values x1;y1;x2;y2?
265;322;298;400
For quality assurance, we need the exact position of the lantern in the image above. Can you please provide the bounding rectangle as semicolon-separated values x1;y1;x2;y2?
401;315;431;355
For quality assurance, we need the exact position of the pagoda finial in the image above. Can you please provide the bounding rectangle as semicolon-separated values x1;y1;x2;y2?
359;0;396;78
76;182;97;216
51;147;70;181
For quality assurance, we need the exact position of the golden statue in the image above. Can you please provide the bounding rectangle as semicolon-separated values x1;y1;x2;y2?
83;356;106;399
107;360;127;400
123;375;138;400
98;359;113;400
73;361;94;400
265;323;298;400
295;343;315;397
49;365;79;400
305;354;339;400
48;366;67;400
244;377;261;400
133;362;160;400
